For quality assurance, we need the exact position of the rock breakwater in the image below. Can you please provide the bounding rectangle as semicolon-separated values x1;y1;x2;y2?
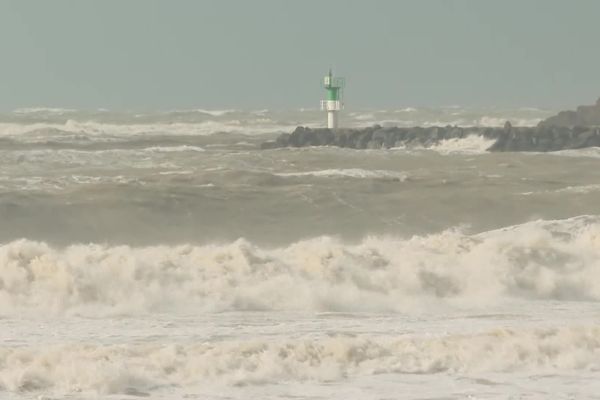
262;123;600;152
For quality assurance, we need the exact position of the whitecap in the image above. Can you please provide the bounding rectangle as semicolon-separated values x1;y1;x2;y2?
1;216;600;316
275;168;408;180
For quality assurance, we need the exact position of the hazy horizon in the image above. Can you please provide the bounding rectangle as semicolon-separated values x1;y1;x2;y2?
1;0;599;111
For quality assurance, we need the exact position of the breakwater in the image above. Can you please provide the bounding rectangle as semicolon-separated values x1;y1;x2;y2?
261;123;600;152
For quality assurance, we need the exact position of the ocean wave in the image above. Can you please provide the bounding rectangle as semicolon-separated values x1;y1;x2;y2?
0;108;555;145
1;216;600;316
428;135;496;154
194;108;235;117
550;147;600;158
398;107;418;112
0;145;206;170
375;117;543;129
275;168;408;180
0;174;147;192
349;112;377;121
477;116;543;127
555;184;600;194
390;135;495;155
1;145;206;156
162;108;236;117
143;145;205;153
522;184;600;196
1;326;598;394
0;119;294;138
12;107;78;115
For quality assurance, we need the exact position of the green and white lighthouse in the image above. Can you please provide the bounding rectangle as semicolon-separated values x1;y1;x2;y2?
320;69;345;129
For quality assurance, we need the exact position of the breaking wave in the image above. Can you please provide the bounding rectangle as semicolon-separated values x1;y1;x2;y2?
522;184;600;196
193;108;235;117
0;145;206;158
1;326;599;394
275;168;408;180
12;107;78;115
1;216;600;316
141;145;206;153
0;119;293;138
390;135;495;154
476;116;544;127
428;135;496;154
550;147;600;158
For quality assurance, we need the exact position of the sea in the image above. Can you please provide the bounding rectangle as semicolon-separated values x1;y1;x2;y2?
1;106;600;399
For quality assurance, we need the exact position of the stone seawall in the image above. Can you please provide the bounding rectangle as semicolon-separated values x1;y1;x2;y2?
261;123;600;152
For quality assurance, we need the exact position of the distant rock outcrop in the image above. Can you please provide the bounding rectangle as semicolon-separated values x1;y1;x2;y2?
539;98;600;127
261;124;600;152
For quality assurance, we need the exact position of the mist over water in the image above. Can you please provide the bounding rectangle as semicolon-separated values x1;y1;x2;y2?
2;107;600;399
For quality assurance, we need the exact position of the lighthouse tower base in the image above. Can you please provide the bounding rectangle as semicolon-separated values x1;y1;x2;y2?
327;111;338;129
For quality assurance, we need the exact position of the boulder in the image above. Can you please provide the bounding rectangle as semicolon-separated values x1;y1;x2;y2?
540;97;600;127
261;123;600;152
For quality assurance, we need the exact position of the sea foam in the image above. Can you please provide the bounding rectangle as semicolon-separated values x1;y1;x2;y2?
0;119;293;138
1;326;599;394
275;168;408;180
1;216;599;316
429;135;497;154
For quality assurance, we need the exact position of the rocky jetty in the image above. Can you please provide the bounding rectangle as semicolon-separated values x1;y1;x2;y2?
540;98;600;128
261;122;600;152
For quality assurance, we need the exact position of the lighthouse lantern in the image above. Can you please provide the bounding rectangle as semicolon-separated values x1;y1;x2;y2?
320;69;345;129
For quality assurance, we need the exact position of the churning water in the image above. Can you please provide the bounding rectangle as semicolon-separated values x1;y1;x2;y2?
2;107;600;399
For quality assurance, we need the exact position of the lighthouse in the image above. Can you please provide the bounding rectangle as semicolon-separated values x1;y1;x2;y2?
320;69;345;129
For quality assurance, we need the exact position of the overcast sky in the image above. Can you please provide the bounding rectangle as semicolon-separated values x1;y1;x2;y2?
0;0;598;111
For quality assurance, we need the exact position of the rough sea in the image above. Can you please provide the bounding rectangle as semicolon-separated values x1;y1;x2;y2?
2;106;600;399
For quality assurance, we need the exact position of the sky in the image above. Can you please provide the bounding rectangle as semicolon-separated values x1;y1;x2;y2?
0;0;598;111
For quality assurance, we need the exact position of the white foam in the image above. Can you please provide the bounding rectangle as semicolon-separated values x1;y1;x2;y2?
428;135;496;154
158;170;195;176
12;107;77;114
1;216;600;316
391;135;495;154
352;113;377;121
370;114;545;129
550;147;600;158
0;119;294;138
477;116;543;127
521;184;600;196
144;145;205;153
0;325;598;394
194;109;235;116
555;184;600;194
275;168;408;180
0;145;206;162
0;175;144;192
